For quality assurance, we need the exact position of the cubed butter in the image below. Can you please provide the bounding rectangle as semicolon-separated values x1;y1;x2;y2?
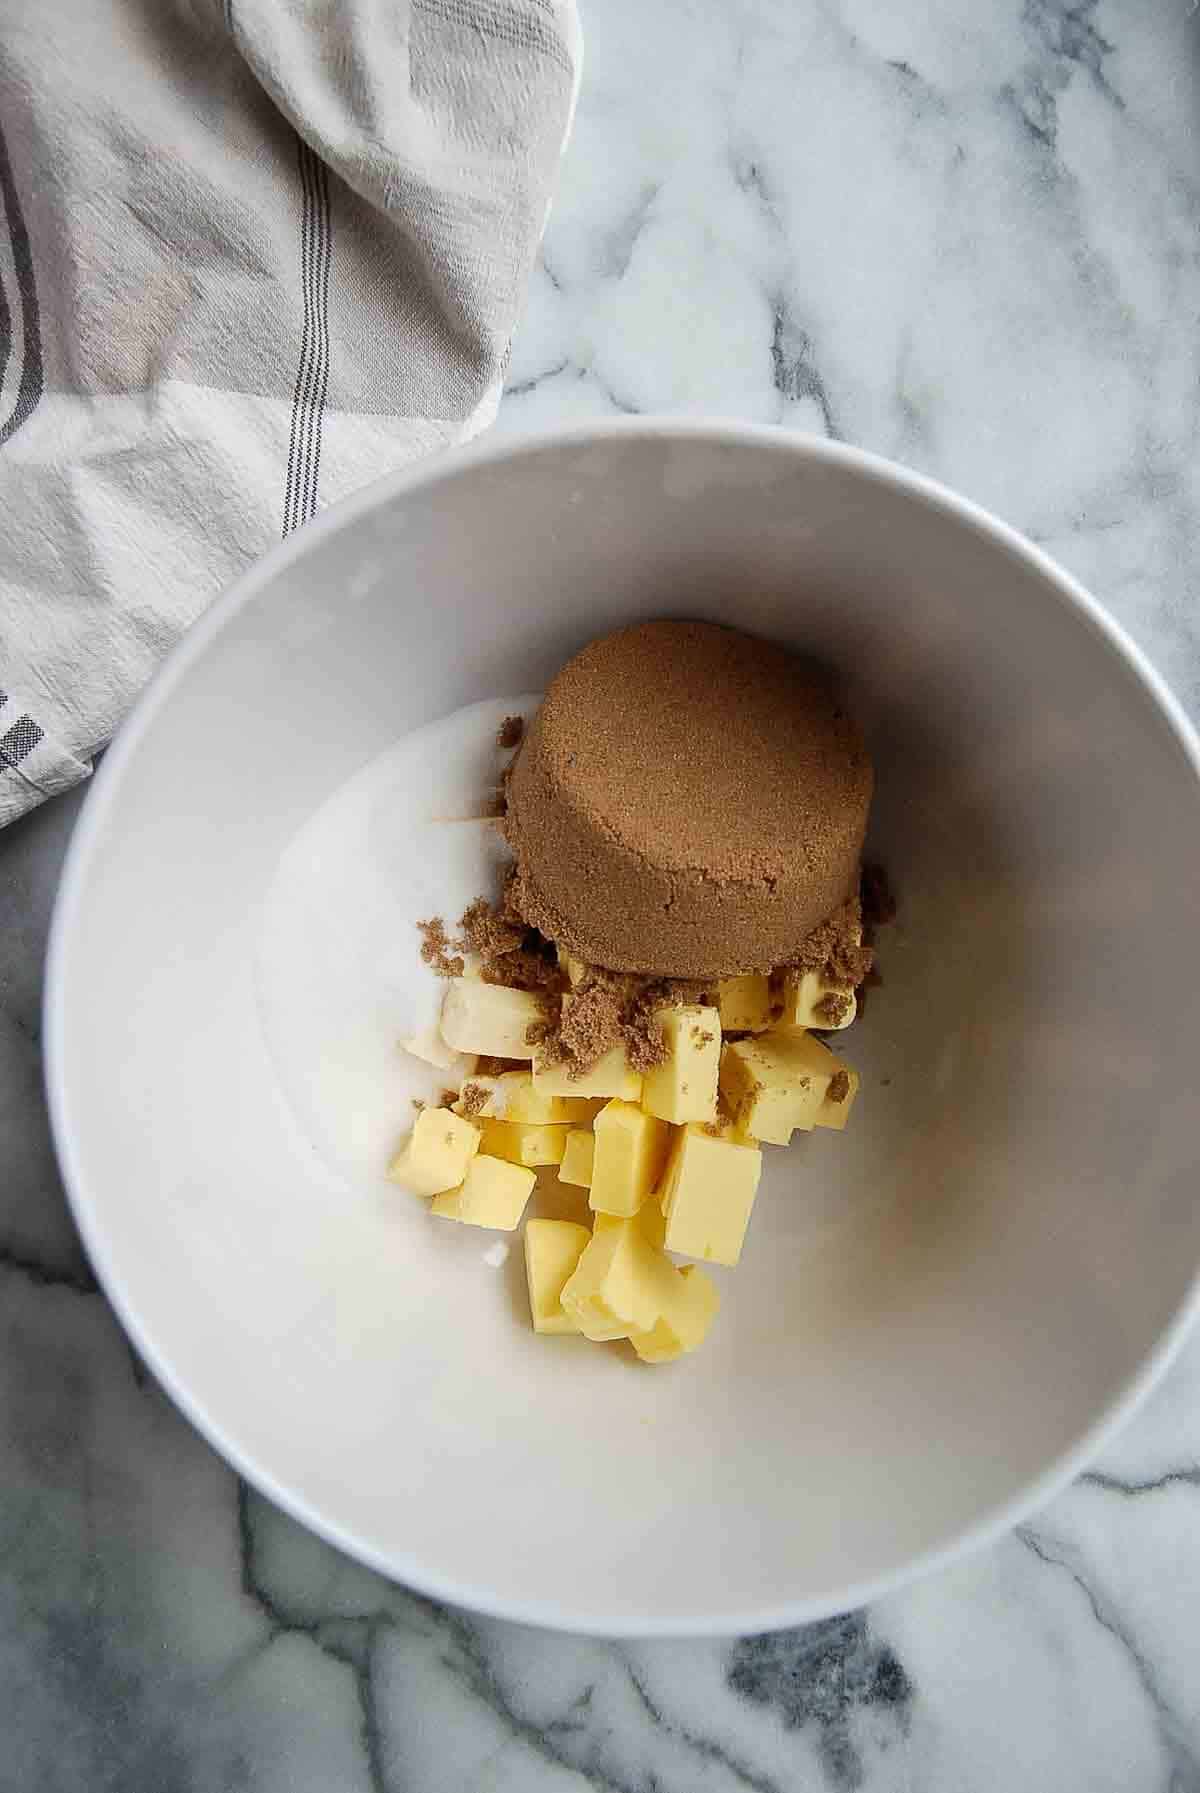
400;1023;474;1077
478;1118;572;1168
659;1124;762;1266
640;1005;721;1126
777;969;857;1031
429;1153;535;1230
532;1042;642;1102
629;1266;721;1363
439;978;544;1060
714;975;773;1034
558;1128;596;1188
815;1064;860;1130
496;1069;605;1126
589;1099;673;1217
719;1031;848;1145
388;1107;480;1197
593;1196;667;1249
524;1219;591;1334
559;1215;682;1341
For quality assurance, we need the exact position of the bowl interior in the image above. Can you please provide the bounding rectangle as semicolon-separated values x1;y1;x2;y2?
49;428;1200;1632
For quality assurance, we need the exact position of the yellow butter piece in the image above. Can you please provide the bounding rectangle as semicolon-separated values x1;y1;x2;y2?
659;1124;763;1266
559;1215;681;1341
714;975;773;1034
815;1064;860;1130
439;978;544;1060
589;1099;673;1217
388;1107;480;1197
495;1069;604;1126
629;1265;721;1363
399;1023;475;1077
532;1042;643;1102
593;1197;667;1249
478;1118;572;1168
558;1128;596;1188
524;1219;591;1334
777;969;857;1032
719;1030;847;1145
640;1005;721;1126
452;1074;506;1119
429;1153;536;1230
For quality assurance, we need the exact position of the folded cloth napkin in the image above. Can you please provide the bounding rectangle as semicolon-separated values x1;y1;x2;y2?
0;0;580;826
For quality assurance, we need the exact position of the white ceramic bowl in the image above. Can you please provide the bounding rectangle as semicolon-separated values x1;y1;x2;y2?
46;423;1200;1636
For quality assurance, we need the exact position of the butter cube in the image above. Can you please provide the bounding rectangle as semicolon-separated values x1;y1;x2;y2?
589;1099;672;1217
719;1031;847;1145
400;1023;474;1078
453;1074;507;1119
594;1197;667;1249
777;970;857;1032
532;1042;642;1102
641;1005;721;1126
524;1219;591;1334
478;1118;571;1168
816;1065;860;1130
558;1128;596;1188
559;1216;681;1341
659;1125;762;1266
714;975;772;1034
440;978;544;1060
388;1107;481;1196
429;1154;535;1230
630;1266;721;1363
496;1069;605;1126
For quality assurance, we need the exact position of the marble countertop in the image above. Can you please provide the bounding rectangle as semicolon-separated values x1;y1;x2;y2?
5;1;1200;1786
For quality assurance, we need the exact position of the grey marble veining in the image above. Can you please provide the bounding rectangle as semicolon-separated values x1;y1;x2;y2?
5;1;1200;1787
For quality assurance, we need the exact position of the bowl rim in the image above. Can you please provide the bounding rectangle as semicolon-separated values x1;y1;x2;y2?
43;417;1200;1637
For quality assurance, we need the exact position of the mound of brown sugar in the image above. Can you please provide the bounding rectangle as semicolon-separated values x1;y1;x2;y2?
504;620;873;980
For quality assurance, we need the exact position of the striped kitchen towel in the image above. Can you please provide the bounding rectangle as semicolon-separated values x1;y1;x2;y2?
0;0;581;826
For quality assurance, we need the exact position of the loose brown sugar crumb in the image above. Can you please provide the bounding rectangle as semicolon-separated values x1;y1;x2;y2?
459;897;524;964
696;1030;715;1047
815;990;853;1027
550;980;624;1070
439;1088;459;1110
458;1082;489;1117
483;947;564;993
786;897;874;988
411;1098;425;1113
417;917;465;978
497;714;525;751
827;1070;851;1105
